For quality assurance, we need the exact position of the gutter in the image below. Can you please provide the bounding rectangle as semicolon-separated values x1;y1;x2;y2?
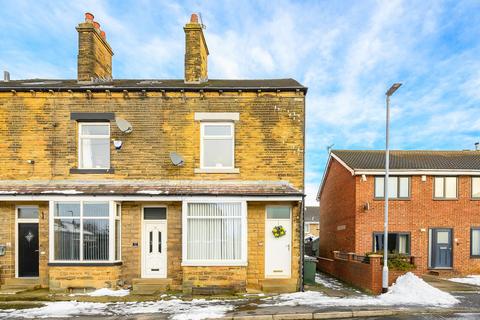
0;86;308;94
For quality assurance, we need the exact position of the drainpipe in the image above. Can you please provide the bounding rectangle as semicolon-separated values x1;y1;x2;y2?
300;194;305;291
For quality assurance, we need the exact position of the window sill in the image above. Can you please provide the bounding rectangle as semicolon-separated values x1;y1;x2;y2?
70;168;115;174
373;198;411;201
432;198;458;201
182;260;247;267
194;168;240;174
48;261;122;266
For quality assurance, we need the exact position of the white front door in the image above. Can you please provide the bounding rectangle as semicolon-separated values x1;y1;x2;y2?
142;207;167;278
265;206;292;278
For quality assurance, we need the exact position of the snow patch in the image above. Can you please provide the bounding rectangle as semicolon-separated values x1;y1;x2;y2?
0;191;17;194
314;272;345;290
265;272;459;307
0;298;233;319
448;275;480;286
87;288;130;297
137;190;164;195
0;301;107;318
41;190;84;194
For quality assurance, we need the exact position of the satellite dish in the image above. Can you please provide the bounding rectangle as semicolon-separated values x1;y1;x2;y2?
170;152;185;166
116;118;133;134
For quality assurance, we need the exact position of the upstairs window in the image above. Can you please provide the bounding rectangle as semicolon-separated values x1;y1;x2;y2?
434;177;457;199
200;123;234;169
472;177;480;199
78;123;110;169
374;176;410;199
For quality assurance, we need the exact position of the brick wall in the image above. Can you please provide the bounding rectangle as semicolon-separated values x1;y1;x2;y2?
356;174;480;274
319;159;356;258
49;265;121;292
320;156;480;275
0;91;304;191
317;253;422;294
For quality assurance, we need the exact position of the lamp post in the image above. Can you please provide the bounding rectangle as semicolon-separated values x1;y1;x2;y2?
382;83;402;293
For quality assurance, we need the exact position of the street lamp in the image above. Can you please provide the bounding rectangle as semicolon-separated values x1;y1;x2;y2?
382;83;402;293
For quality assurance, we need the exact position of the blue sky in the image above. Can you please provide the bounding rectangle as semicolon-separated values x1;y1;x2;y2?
1;0;480;205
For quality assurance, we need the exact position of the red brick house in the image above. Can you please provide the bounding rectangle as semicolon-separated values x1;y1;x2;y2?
318;150;480;275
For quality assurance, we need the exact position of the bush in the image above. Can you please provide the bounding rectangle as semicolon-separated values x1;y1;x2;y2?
365;252;416;271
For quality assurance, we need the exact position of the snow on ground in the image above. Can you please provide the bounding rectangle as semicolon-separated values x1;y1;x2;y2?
264;272;459;308
448;275;480;287
314;272;345;290
40;190;83;194
87;288;130;297
0;298;234;320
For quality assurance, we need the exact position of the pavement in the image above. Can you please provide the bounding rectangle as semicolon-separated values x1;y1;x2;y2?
0;272;479;320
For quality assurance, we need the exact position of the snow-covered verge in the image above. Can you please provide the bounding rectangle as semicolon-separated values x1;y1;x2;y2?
314;272;345;290
448;275;480;287
0;299;234;320
264;272;459;308
87;288;130;297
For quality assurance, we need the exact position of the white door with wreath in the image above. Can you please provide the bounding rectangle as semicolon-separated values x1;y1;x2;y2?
265;206;292;278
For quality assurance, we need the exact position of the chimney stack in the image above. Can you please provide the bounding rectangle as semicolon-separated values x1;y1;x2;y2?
184;13;209;84
3;71;10;82
76;12;114;82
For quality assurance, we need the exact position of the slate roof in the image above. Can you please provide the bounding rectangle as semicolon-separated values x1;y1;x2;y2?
0;78;307;92
0;180;303;197
332;150;480;171
305;206;319;223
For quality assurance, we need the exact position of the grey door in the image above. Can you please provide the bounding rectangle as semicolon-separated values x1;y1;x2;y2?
431;228;452;268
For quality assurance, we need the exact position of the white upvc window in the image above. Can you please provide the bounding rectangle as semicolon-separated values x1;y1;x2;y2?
434;177;457;199
49;200;121;263
472;177;480;199
374;176;410;199
78;122;110;169
200;122;235;170
182;201;247;266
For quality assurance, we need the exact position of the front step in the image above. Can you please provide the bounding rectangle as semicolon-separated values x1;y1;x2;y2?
132;278;172;295
1;278;40;291
262;279;297;293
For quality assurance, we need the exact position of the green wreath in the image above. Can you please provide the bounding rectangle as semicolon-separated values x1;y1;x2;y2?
272;225;286;238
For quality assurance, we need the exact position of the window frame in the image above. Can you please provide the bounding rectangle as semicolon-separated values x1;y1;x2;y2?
48;200;121;264
471;227;480;258
433;176;458;200
200;122;235;170
181;200;247;266
373;176;411;200
372;232;411;255
78;122;111;170
472;177;480;199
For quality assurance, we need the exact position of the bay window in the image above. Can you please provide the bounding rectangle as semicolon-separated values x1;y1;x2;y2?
51;200;121;263
182;201;247;266
78;123;110;169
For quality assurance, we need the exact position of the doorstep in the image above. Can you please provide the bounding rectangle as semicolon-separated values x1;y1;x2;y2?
132;278;173;295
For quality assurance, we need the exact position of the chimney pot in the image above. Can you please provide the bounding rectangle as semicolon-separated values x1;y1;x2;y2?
100;31;106;40
190;13;199;23
85;12;94;22
93;21;101;29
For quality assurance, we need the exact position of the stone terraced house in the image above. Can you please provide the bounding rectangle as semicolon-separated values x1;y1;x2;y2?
0;13;307;294
318;150;480;275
